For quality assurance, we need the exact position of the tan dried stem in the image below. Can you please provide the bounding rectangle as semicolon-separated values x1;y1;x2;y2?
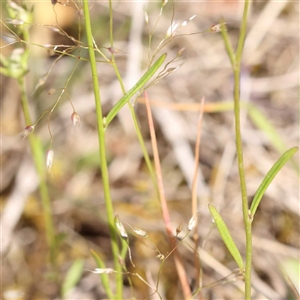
191;96;205;294
144;91;191;299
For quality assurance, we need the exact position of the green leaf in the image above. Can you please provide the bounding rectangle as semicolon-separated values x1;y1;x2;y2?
105;53;167;126
250;147;298;219
90;249;114;299
208;204;245;271
61;259;84;297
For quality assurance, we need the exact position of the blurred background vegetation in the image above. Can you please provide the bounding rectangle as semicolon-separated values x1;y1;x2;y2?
1;1;299;299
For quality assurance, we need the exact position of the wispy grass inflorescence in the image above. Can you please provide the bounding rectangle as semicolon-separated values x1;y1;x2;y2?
18;125;35;140
3;0;297;299
46;148;54;173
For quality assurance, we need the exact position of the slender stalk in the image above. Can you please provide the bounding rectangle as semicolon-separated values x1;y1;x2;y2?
236;1;251;64
109;0;114;52
144;92;192;299
82;1;123;298
107;0;158;190
233;2;252;299
19;77;57;268
221;1;252;298
233;69;252;299
191;97;205;292
17;22;57;273
110;60;158;186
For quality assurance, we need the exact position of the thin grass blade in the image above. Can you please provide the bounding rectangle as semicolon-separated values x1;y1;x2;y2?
105;53;167;126
247;103;287;155
61;259;84;297
250;147;298;219
208;204;245;271
90;249;115;299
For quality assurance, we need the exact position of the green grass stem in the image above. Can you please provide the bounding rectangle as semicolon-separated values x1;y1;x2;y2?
221;0;252;298
82;0;123;298
19;76;57;269
106;0;159;190
9;15;58;274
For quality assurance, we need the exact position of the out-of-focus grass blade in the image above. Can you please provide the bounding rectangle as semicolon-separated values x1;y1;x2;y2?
247;103;287;154
208;204;245;271
280;258;300;298
61;258;84;297
250;147;298;219
90;249;114;299
105;53;167;127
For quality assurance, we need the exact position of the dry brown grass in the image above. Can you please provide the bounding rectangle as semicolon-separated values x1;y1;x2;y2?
1;1;299;299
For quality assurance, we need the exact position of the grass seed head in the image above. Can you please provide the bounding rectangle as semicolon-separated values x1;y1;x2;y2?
162;0;168;7
176;222;183;235
132;226;148;238
156;254;165;260
18;125;34;140
143;8;149;24
46;149;54;172
210;22;228;33
181;15;196;27
166;21;180;38
6;18;24;26
187;214;197;231
92;268;116;274
71;112;81;129
115;215;128;239
177;47;185;57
